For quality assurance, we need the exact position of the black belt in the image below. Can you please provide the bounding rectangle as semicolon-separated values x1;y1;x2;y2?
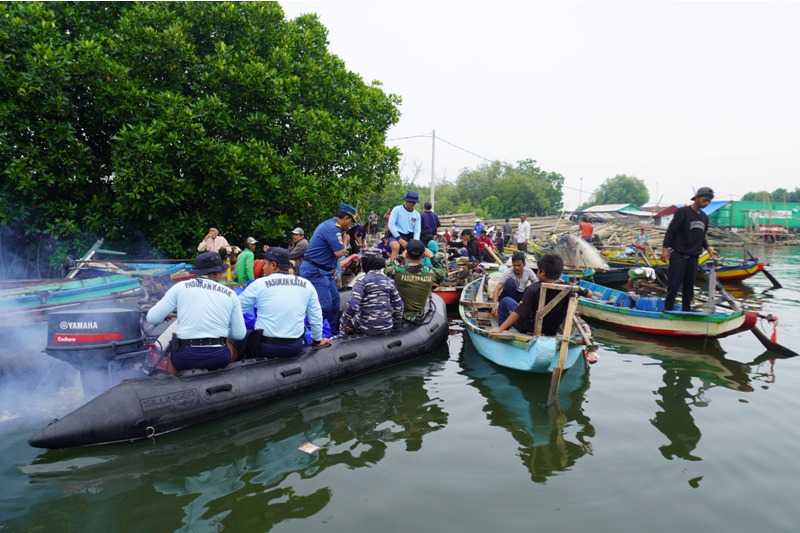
306;258;334;273
261;335;304;344
177;337;227;347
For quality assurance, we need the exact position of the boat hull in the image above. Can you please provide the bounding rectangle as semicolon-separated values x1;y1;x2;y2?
433;286;462;305
29;295;449;449
698;260;764;283
466;329;585;373
577;280;753;338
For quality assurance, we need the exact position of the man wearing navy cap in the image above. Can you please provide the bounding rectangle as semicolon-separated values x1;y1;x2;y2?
300;203;357;334
387;191;422;260
662;187;718;311
240;247;330;357
146;252;247;373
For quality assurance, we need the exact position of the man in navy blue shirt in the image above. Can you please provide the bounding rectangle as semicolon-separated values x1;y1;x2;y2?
662;187;718;311
420;201;440;245
300;203;357;334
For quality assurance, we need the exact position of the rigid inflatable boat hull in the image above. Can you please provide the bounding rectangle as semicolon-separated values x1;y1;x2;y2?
30;295;448;449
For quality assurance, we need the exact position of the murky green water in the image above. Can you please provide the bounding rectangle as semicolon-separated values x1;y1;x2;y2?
2;247;799;532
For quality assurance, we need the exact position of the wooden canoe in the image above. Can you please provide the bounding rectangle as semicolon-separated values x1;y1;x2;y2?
459;276;587;373
433;285;462;306
577;280;756;338
697;259;764;283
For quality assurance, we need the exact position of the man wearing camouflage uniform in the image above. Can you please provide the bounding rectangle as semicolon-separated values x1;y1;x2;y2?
340;251;404;336
385;239;446;322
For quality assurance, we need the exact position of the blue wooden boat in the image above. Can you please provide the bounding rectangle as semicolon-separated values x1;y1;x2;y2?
0;274;142;314
458;275;589;373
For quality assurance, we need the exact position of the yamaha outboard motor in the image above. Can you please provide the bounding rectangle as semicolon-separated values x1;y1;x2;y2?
45;306;149;397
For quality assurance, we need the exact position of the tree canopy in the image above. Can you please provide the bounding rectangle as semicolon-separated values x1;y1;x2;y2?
583;174;649;207
0;2;400;275
741;188;800;203
364;159;565;220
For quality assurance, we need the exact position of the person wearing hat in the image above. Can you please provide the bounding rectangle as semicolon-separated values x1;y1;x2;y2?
387;191;422;260
197;227;230;254
662;187;718;311
340;250;404;336
239;247;330;357
235;236;258;285
474;218;485;236
146;251;247;374
300;203;358;334
289;227;308;270
385;239;445;322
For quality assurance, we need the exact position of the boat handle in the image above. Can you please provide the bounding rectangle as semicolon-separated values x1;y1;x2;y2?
387;340;402;349
206;384;233;395
339;352;357;362
281;367;302;378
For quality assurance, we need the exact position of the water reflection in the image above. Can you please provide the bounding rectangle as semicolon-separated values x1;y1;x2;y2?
595;327;755;462
11;359;449;531
459;337;594;483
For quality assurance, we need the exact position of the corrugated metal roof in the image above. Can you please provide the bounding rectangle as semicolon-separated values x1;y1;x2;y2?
621;209;656;217
581;203;630;213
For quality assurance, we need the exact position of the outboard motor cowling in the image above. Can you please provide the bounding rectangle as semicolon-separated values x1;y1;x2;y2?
46;306;149;396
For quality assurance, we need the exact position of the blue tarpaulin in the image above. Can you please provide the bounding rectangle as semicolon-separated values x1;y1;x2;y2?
703;200;729;217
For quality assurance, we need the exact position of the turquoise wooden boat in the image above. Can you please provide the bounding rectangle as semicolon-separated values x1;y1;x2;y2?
0;274;142;313
576;280;756;338
458;275;588;373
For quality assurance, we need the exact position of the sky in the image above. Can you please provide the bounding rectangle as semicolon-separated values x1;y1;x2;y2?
281;1;800;209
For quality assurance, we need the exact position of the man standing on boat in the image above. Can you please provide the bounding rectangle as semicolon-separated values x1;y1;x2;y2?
300;203;357;334
420;201;441;245
289;227;308;271
662;187;718;312
502;218;513;247
387;191;422;260
197;227;230;254
515;214;531;252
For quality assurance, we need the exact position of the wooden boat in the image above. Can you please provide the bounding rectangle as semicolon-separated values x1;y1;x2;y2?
697;259;764;283
0;274;142;314
603;249;711;268
459;275;590;373
576;280;756;338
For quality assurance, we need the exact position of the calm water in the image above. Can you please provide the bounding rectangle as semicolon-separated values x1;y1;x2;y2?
2;247;799;532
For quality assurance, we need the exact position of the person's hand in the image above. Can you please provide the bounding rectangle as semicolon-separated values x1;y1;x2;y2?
490;302;498;317
661;247;671;261
707;247;719;259
398;238;408;248
313;338;333;348
423;248;433;258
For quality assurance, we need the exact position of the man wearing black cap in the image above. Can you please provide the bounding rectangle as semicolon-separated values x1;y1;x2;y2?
387;191;422;260
662;187;718;311
240;247;331;358
146;252;247;374
300;203;357;334
385;239;446;322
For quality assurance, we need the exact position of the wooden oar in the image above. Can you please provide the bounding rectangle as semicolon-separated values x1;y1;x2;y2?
740;243;782;289
547;293;578;406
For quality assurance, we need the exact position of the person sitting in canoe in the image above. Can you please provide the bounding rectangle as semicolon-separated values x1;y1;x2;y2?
146;251;247;374
385;239;446;322
491;252;537;305
458;229;480;261
493;254;567;336
340;250;404;336
239;248;332;358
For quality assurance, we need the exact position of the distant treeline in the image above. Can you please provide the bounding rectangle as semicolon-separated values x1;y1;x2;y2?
740;188;800;203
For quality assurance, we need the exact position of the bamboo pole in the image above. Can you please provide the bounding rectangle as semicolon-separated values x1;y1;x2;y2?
548;293;578;405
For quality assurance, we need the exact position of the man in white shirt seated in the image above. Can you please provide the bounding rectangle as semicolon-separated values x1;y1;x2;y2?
146;252;246;374
239;248;332;358
197;227;230;254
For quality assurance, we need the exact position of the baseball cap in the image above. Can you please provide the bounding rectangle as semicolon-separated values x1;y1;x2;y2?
338;202;358;221
291;227;304;236
264;247;291;270
406;239;425;259
691;187;715;200
245;236;258;245
191;251;226;275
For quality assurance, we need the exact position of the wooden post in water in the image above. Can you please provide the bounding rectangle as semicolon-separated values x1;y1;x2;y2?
548;293;578;406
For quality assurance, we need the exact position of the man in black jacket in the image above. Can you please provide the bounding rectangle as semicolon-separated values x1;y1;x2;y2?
662;187;718;311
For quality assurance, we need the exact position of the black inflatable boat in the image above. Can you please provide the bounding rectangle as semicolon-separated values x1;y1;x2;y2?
29;294;448;449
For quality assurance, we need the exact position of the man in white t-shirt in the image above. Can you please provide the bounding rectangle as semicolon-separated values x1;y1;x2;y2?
492;251;536;306
197;227;230;254
515;215;531;252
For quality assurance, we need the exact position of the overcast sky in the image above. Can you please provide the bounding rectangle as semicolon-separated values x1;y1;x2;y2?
282;1;800;209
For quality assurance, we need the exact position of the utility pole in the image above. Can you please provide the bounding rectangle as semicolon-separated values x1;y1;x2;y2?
578;177;583;208
430;129;436;210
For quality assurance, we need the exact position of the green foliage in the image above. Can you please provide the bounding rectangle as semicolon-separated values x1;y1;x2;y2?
0;2;399;275
363;159;565;220
741;188;800;203
583;174;649;208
